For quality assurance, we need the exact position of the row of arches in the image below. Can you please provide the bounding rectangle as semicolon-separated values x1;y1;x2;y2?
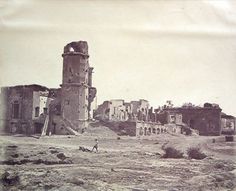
139;126;167;136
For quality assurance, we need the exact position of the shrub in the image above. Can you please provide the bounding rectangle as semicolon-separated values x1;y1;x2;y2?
225;135;234;142
162;146;184;158
187;147;207;160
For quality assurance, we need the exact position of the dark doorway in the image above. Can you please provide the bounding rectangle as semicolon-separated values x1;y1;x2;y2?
144;127;147;135
52;123;56;134
34;123;43;134
189;119;195;129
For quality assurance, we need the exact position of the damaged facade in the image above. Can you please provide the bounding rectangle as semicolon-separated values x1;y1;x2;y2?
0;41;96;135
94;99;149;122
0;85;53;134
95;99;235;136
221;114;236;135
161;103;222;136
94;99;182;137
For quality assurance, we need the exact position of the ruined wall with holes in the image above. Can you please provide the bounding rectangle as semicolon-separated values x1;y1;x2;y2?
0;85;50;134
163;107;222;136
221;115;236;135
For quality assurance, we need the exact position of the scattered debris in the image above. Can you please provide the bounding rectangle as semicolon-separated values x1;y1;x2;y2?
79;146;91;152
38;151;46;155
11;153;19;158
50;149;59;154
214;161;235;171
68;177;85;186
7;145;18;149
144;152;156;157
1;159;30;165
1;171;20;186
44;184;56;190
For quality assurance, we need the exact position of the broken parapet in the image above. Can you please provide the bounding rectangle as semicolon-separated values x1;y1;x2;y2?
62;41;89;57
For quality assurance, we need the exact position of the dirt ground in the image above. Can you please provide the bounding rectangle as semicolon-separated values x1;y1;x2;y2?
0;126;235;191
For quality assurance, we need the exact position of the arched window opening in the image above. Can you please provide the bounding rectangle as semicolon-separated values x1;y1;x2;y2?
35;107;40;117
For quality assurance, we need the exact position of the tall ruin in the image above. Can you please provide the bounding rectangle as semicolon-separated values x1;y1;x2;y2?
61;41;96;130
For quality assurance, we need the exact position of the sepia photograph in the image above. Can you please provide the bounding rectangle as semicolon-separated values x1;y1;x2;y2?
0;0;236;190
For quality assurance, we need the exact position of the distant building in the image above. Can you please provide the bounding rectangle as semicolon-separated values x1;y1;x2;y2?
221;113;235;135
94;99;183;137
162;103;222;136
130;99;149;121
94;100;129;121
94;99;149;122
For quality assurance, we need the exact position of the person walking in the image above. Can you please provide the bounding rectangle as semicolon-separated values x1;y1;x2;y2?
92;138;98;152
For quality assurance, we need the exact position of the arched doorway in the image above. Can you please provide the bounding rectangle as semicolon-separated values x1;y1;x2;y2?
144;127;147;135
152;128;156;134
139;127;143;136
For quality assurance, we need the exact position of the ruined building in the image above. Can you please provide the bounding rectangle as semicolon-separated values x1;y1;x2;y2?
161;103;222;136
94;99;149;122
94;99;181;137
0;85;54;134
0;41;96;135
221;113;236;135
60;41;96;131
94;99;234;136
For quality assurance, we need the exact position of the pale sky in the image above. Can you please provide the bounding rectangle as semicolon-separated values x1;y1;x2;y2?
0;0;236;116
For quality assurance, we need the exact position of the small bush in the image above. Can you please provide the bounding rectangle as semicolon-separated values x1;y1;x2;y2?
162;147;184;158
225;135;234;142
187;147;207;160
57;153;67;160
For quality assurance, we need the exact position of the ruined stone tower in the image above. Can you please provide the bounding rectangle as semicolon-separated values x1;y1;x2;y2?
61;41;96;130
